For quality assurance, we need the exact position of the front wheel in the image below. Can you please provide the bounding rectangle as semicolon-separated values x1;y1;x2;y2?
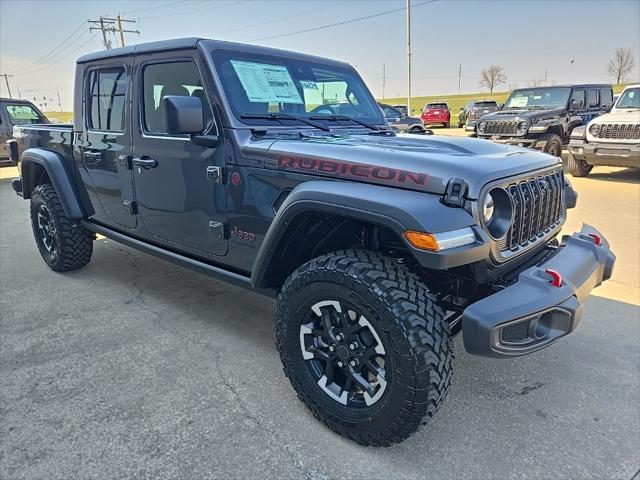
275;250;453;446
443;122;450;128
565;153;593;177
30;184;93;271
540;133;563;158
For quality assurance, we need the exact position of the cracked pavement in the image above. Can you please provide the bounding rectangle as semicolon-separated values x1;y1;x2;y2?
1;174;639;479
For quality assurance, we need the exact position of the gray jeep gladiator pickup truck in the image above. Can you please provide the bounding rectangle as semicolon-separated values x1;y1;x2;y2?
10;38;615;446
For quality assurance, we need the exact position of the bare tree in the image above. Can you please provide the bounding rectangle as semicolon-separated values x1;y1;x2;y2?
608;48;635;84
528;76;545;87
479;65;507;93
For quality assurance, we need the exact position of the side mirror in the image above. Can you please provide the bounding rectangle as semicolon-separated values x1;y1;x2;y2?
163;95;204;135
603;103;613;113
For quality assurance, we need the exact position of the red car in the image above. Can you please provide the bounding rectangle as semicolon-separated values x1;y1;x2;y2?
421;102;450;128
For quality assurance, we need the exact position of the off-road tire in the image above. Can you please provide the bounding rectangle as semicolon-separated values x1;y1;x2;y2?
275;249;453;446
30;183;93;271
540;133;563;158
443;122;450;128
565;153;593;177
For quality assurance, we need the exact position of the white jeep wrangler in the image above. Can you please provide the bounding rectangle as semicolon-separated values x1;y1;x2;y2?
566;84;640;176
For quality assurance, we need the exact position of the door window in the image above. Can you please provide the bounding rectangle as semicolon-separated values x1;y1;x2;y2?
87;67;127;132
587;89;599;108
570;90;585;110
142;60;213;135
600;88;613;106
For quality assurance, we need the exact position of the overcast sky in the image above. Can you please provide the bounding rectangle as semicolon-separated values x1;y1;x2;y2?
1;0;639;110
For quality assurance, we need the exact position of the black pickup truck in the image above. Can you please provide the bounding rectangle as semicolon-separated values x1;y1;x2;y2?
10;38;615;446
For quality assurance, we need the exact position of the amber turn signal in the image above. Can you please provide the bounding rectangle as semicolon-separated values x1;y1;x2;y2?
404;230;439;251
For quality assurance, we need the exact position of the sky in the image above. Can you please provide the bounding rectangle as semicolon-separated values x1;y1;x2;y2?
1;0;639;111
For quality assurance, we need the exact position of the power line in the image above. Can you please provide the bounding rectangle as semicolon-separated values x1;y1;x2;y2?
12;34;99;76
143;0;244;19
248;0;437;42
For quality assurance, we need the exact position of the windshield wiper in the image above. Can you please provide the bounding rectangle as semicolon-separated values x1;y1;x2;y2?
240;112;331;132
309;114;387;132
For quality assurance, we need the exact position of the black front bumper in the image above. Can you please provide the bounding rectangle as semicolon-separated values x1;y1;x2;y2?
568;138;640;168
462;225;615;358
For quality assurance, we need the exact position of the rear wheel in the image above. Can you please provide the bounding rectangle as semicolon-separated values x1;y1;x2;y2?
275;250;453;446
565;153;593;177
30;184;93;271
443;122;450;128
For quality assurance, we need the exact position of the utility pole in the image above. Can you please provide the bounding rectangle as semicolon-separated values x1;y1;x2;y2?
89;16;139;50
17;84;22;99
1;73;14;98
382;63;386;100
104;15;140;47
544;68;548;86
406;0;412;115
458;64;462;95
56;87;63;112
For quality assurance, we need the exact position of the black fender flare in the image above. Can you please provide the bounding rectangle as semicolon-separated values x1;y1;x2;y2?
250;181;489;288
20;148;85;219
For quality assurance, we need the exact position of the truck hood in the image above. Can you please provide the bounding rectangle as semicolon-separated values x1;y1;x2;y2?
594;109;640;123
479;107;566;124
260;132;560;198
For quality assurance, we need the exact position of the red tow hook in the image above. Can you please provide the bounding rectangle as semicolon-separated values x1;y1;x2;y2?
544;269;563;288
588;233;602;246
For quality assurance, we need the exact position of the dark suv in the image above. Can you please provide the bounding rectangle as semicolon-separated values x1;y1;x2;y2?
476;85;614;156
458;100;499;129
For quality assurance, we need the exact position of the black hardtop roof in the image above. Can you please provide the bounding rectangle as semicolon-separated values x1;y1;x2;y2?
512;84;612;91
0;97;38;104
76;37;350;68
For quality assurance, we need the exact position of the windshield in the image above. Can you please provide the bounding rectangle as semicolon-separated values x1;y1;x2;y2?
504;87;571;109
4;104;45;125
615;87;640;109
212;50;384;126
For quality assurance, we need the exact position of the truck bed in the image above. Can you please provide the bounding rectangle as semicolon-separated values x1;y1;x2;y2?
15;123;74;164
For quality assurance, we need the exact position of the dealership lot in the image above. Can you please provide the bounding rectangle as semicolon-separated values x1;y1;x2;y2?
0;166;638;479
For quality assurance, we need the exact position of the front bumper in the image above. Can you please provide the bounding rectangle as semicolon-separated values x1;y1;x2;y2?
568;138;640;168
462;225;615;358
465;121;477;132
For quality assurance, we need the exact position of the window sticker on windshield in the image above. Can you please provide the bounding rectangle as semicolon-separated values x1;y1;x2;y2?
6;105;38;120
300;80;319;90
629;91;636;98
231;60;303;104
509;96;528;107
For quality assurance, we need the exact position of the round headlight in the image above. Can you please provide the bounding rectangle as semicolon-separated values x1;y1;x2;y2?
517;121;528;134
478;121;487;134
483;193;495;223
589;123;601;136
483;188;513;239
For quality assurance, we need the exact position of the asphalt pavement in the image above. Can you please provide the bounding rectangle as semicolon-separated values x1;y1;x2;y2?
1;168;639;480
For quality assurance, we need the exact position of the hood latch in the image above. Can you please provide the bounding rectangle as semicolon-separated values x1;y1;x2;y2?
443;178;469;207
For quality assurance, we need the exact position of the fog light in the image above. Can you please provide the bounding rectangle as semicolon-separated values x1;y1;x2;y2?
577;147;584;154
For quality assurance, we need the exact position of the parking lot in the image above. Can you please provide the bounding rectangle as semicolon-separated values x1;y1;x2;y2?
1;165;639;479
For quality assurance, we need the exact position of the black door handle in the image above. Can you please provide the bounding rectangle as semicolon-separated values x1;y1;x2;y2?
132;157;158;169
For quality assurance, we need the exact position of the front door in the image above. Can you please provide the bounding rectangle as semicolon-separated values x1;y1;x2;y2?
78;61;136;228
131;53;227;257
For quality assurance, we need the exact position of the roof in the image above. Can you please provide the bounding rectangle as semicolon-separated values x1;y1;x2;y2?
0;97;38;104
76;37;350;68
512;84;612;91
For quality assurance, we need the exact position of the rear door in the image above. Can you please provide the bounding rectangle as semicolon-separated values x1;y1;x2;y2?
131;51;228;258
77;60;136;229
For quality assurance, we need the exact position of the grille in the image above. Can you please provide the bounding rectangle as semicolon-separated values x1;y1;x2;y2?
593;123;640;140
272;190;291;213
504;169;563;251
483;121;519;135
500;319;531;344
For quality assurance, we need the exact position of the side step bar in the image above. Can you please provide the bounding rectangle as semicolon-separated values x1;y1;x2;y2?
82;221;275;297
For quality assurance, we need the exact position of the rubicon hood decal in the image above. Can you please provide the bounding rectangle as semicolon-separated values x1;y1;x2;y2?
277;154;428;187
